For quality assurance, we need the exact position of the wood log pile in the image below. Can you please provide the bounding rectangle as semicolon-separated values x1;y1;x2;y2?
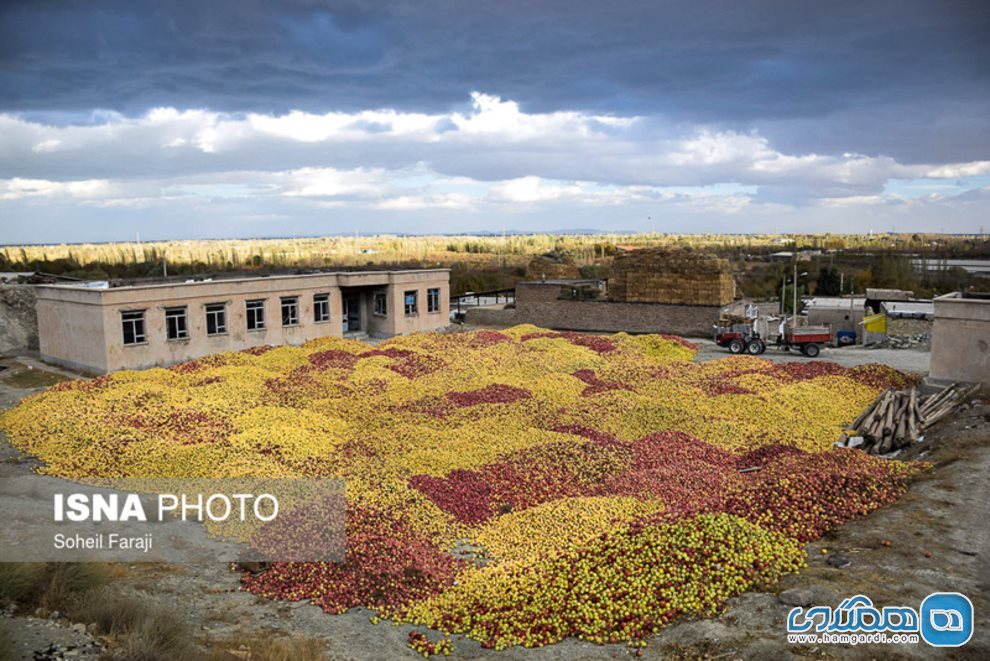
838;383;980;455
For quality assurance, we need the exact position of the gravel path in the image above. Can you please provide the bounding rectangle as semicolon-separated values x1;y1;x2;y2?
692;338;931;374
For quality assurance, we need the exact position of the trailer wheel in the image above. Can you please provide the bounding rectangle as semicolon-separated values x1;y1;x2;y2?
728;338;745;354
746;339;763;355
802;343;820;358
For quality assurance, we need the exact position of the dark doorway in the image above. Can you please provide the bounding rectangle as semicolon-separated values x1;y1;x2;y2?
342;294;362;333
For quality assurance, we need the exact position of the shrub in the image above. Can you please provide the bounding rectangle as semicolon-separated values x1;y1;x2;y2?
71;589;197;661
0;563;106;611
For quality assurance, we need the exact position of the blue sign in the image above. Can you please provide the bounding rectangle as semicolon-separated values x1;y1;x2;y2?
919;592;973;647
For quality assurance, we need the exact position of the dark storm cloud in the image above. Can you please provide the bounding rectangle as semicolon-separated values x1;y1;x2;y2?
2;0;988;162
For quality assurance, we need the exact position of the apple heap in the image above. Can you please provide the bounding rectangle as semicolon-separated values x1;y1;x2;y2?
446;384;533;408
242;504;464;615
474;495;665;563
520;330;620;354
571;369;634;396
0;324;927;650
846;363;917;390
407;631;453;656
714;448;925;542
358;347;442;379
400;513;805;649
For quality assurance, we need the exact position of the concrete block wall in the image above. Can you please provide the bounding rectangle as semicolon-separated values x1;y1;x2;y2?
515;282;719;337
929;292;990;385
463;307;517;328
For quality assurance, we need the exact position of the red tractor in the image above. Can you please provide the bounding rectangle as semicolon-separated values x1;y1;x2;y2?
713;321;766;355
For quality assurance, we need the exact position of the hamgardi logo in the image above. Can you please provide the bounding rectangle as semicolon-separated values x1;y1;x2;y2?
787;592;973;647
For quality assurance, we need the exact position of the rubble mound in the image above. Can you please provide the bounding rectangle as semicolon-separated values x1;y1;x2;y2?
526;250;581;280
867;333;932;350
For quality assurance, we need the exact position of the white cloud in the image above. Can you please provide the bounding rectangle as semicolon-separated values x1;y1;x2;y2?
1;93;988;240
924;161;990;178
372;193;474;211
817;194;890;207
668;131;772;167
280;167;390;199
0;177;109;200
31;139;62;154
489;176;582;203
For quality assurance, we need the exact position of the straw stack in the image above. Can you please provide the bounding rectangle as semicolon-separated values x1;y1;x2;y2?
608;249;734;306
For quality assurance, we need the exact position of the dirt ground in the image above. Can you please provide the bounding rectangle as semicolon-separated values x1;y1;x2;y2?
692;338;932;374
0;352;986;660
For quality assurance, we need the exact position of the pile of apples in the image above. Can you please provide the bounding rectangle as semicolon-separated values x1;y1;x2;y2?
0;324;926;649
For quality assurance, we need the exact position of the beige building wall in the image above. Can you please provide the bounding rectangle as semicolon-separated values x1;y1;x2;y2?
35;270;449;373
806;306;866;342
36;289;109;373
929;292;990;385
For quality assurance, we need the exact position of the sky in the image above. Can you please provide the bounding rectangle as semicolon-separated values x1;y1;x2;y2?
1;0;989;244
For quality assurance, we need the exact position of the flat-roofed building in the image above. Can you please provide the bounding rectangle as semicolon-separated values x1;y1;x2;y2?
929;291;990;386
34;269;449;373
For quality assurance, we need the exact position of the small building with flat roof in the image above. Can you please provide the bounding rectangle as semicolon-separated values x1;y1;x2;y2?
929;291;990;386
34;269;449;373
805;297;867;343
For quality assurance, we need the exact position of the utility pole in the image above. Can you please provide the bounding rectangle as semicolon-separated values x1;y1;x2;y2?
792;262;798;326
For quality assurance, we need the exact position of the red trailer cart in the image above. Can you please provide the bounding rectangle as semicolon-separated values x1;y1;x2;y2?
779;326;831;357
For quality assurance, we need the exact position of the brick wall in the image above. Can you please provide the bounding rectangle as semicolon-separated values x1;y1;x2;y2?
463;307;517;328
515;282;718;337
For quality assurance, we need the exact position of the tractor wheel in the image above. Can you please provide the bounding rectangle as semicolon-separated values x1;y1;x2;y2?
802;343;821;358
757;340;767;354
746;339;763;355
728;338;745;354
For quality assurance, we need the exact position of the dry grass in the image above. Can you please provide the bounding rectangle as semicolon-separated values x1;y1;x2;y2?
71;589;197;661
0;565;200;661
2;368;70;389
0;563;107;611
4;232;933;273
0;620;13;661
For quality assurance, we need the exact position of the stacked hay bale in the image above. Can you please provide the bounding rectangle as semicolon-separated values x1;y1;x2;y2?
608;248;734;306
526;250;581;280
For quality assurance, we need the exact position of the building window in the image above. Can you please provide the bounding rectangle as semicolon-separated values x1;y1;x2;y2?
121;310;146;345
427;288;441;313
205;303;227;336
374;292;387;317
246;299;266;331
313;293;330;323
404;290;418;316
164;306;189;340
281;296;300;327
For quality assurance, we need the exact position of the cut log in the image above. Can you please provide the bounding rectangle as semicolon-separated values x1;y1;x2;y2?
851;390;886;429
907;388;919;443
